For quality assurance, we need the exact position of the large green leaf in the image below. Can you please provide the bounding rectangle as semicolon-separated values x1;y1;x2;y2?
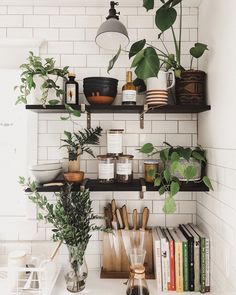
164;169;171;183
155;6;177;32
159;186;166;195
184;165;197;181
107;46;121;73
129;39;146;59
154;177;161;187
139;143;154;154
134;47;160;79
171;151;179;163
170;181;180;197
171;0;182;7
203;176;213;190
163;195;177;214
143;0;154;11
190;43;208;59
192;151;206;162
131;49;145;68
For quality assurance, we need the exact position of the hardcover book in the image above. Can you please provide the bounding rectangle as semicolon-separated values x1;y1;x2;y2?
165;228;176;291
153;228;163;291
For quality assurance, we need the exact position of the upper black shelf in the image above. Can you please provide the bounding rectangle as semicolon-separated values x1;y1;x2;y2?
25;104;211;114
26;178;209;193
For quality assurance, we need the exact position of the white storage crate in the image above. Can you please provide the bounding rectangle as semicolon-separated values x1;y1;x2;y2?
0;254;61;295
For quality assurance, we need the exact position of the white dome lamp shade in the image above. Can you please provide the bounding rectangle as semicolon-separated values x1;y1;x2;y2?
95;1;129;51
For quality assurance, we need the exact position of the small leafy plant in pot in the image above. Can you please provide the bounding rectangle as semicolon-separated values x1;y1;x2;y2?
19;177;108;293
108;0;209;105
61;127;103;183
15;51;81;120
138;142;213;214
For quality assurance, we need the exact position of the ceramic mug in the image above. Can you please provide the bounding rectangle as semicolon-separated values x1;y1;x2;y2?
146;70;175;91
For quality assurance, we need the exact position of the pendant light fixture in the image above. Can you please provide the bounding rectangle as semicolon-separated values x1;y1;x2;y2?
95;1;129;51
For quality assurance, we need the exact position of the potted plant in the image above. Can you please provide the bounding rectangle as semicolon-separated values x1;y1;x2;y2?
139;142;213;214
108;0;209;105
61;127;102;183
19;177;108;293
15;51;81;120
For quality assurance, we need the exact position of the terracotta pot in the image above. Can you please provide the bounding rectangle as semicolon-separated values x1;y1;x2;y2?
175;70;206;105
64;171;84;184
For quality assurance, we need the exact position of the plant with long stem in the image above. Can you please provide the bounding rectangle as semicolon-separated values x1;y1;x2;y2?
19;177;108;264
108;0;208;80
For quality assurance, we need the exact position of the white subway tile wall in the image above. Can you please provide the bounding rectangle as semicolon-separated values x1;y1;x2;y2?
0;3;200;270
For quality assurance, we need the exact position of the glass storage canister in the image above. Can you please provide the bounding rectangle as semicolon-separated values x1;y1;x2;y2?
107;129;124;156
144;160;159;183
97;155;115;183
116;155;133;183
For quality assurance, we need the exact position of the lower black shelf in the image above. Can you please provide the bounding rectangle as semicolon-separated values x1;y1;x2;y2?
26;178;209;193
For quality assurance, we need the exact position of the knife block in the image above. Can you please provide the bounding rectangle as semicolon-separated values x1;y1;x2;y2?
101;228;154;279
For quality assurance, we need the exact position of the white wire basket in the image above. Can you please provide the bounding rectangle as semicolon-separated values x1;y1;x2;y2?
0;253;61;295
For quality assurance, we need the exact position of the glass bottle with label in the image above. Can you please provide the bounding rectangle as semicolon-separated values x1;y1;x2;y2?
65;73;79;105
107;129;124;156
97;155;115;183
122;71;137;105
116;155;133;183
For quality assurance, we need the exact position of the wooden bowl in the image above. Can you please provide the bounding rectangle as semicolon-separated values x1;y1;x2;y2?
64;171;84;183
86;95;114;105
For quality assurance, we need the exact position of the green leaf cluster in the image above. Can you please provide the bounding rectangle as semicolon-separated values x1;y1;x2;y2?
19;177;107;265
138;141;213;214
61;126;103;160
107;0;209;79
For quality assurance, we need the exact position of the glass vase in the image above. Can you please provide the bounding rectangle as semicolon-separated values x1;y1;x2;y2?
65;245;88;293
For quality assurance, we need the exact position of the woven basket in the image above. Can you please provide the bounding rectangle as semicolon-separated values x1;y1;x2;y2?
175;70;206;105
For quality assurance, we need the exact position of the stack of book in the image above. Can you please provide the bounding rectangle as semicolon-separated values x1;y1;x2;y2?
153;224;210;293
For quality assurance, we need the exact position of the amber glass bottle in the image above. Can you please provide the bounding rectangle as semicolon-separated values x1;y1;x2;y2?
65;73;79;105
122;71;137;105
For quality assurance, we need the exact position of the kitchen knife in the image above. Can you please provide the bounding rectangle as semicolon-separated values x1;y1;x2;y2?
116;208;124;229
121;205;131;256
104;206;114;251
140;207;149;249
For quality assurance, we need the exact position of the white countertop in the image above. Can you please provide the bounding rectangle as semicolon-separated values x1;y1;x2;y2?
52;270;156;295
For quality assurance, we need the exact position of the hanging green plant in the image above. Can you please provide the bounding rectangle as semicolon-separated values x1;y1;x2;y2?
138;142;213;214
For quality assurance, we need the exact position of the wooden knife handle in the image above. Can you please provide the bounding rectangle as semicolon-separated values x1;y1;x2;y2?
116;208;124;229
111;199;117;222
141;207;149;230
122;205;129;230
133;209;138;230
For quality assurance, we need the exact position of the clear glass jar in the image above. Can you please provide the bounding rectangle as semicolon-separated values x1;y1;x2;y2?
97;155;115;183
144;160;159;183
116;155;133;183
107;129;124;156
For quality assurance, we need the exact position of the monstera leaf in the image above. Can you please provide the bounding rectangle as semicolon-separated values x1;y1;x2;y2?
190;43;208;59
155;6;177;32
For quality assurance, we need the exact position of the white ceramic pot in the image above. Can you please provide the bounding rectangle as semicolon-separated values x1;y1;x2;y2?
28;74;64;105
168;157;202;181
146;70;175;91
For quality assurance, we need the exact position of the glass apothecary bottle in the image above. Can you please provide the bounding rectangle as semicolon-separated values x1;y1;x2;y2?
97;155;115;183
107;129;124;156
116;155;133;183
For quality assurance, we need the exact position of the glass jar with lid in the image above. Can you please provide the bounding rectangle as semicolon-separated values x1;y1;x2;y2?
116;155;133;183
107;129;124;156
144;160;159;183
97;155;115;183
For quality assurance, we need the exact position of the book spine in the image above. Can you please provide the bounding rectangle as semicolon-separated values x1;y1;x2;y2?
166;239;170;289
156;241;162;291
188;239;195;291
183;241;189;291
161;239;168;292
175;242;183;292
194;240;200;292
200;237;206;293
205;238;210;292
168;240;176;291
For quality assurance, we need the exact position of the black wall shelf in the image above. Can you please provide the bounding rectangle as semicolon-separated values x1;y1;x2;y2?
26;178;209;195
26;104;211;114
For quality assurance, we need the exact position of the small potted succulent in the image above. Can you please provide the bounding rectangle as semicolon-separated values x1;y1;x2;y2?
108;0;209;105
19;177;108;293
61;127;102;183
139;142;213;214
